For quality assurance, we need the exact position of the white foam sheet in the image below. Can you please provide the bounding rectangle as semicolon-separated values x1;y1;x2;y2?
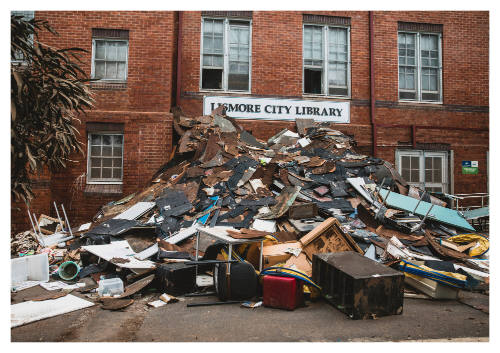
82;240;156;269
113;201;155;220
11;294;95;328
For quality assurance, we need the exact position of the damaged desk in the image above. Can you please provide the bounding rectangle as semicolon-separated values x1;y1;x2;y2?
196;226;265;271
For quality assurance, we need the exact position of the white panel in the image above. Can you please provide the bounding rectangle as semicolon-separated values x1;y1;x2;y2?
82;240;156;269
11;294;95;328
113;201;155;220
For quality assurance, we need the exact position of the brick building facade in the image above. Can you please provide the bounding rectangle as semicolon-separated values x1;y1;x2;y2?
11;10;489;233
12;11;177;232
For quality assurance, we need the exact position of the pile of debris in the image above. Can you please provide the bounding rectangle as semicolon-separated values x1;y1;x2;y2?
11;107;489;325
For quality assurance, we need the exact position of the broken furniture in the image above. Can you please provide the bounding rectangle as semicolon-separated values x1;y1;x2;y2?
312;252;404;319
299;218;363;261
196;226;265;271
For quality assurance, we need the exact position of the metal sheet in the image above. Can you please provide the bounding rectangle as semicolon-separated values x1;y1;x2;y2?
462;207;489;220
378;189;475;231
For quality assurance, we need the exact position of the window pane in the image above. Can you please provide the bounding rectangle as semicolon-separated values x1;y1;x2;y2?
402;156;410;169
422;73;429;91
428;70;437;91
113;135;123;145
304;26;322;62
203;36;213;53
90;146;101;156
304;68;322;94
213;20;223;34
102;146;112;156
411;156;419;169
402;169;410;181
113;158;122;167
95;61;105;79
95;41;106;60
117;62;126;80
102;168;112;178
106;62;117;79
90;157;101;168
117;42;127;61
411;169;419;182
202;68;223;89
328;62;347;87
91;134;101;145
240;28;249;44
425;157;432;169
102;158;112;167
90;168;101;179
113;146;122;157
228;73;249;91
113;168;122;179
204;20;213;34
425;169;432;182
406;68;415;89
102;135;111;145
107;42;117;60
434;168;442;182
214;36;223;53
202;55;211;66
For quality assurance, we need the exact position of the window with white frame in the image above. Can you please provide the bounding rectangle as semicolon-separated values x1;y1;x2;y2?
303;24;350;97
398;30;442;102
91;30;129;82
396;150;448;193
87;133;123;183
201;17;251;92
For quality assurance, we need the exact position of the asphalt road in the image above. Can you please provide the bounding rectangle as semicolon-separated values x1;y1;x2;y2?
11;288;489;342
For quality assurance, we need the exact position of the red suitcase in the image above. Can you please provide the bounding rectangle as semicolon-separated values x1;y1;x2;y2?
262;275;304;310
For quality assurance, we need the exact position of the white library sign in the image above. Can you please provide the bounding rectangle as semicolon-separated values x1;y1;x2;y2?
203;96;350;123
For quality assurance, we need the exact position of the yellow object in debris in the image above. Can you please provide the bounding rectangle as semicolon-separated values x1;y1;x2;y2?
446;234;489;257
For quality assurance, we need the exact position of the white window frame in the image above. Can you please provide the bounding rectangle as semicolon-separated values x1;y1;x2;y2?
397;31;443;103
90;38;129;82
199;17;252;93
395;149;449;193
302;23;351;98
87;133;124;185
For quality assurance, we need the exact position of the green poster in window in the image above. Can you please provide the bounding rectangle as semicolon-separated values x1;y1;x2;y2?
462;161;478;175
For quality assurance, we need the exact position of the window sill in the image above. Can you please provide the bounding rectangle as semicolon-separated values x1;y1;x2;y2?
302;94;351;100
199;89;252;95
398;100;443;106
84;183;123;196
90;81;128;90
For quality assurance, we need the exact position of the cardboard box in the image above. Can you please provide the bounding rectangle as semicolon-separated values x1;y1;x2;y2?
263;241;302;267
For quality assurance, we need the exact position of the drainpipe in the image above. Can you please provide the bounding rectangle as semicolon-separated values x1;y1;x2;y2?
369;11;377;157
175;11;183;107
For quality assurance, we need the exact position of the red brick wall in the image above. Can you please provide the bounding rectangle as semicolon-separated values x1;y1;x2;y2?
178;11;489;200
11;11;489;234
11;11;176;233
